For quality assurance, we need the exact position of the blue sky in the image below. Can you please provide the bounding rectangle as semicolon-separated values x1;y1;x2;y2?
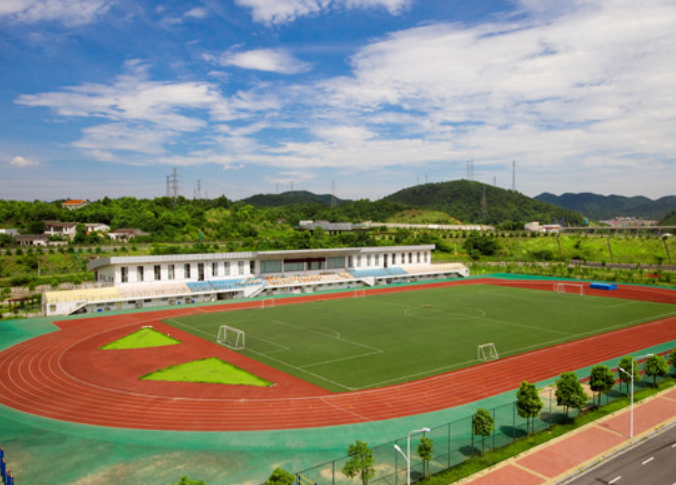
1;0;675;202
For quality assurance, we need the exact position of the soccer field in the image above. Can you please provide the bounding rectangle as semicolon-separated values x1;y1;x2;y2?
163;284;676;392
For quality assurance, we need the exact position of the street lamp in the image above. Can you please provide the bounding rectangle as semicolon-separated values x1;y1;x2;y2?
618;353;653;439
394;427;431;485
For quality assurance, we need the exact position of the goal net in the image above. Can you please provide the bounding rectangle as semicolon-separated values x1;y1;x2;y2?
260;298;275;308
217;325;245;350
554;283;585;295
353;289;366;298
477;343;499;362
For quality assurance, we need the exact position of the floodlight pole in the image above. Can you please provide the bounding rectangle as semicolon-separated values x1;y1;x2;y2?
394;427;431;485
619;353;653;439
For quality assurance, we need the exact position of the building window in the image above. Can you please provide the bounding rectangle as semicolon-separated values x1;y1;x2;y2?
137;266;144;282
121;267;128;283
417;252;420;263
224;261;230;275
238;261;244;275
409;252;413;264
212;262;218;277
168;264;175;280
366;254;371;266
154;265;161;281
375;254;379;266
357;255;361;267
184;263;191;279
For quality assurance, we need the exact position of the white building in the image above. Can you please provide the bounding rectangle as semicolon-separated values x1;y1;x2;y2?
44;245;469;316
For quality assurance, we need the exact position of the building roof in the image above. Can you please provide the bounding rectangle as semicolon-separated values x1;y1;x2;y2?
87;245;435;271
15;234;50;241
44;220;77;228
62;199;87;206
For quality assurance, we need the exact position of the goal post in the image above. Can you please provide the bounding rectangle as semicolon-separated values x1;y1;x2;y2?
554;282;585;295
217;325;245;350
477;343;499;362
260;298;275;308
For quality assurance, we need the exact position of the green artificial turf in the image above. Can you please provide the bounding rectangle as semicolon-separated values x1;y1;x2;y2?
141;357;273;386
99;327;181;350
164;284;676;392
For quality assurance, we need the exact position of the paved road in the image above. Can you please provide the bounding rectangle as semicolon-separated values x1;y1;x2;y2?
564;423;676;485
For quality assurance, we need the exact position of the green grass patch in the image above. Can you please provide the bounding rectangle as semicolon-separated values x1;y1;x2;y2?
99;327;181;350
164;284;676;392
141;357;273;386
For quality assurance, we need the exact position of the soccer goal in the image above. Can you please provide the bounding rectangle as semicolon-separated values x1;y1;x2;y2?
260;298;275;308
353;289;366;298
217;325;245;350
554;282;585;295
477;343;499;361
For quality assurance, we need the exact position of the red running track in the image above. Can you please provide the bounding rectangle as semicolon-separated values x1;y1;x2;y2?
1;279;675;431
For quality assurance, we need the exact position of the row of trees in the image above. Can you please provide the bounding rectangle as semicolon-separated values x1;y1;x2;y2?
262;352;676;485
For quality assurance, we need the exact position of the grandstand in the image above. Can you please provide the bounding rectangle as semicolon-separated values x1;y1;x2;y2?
43;245;469;316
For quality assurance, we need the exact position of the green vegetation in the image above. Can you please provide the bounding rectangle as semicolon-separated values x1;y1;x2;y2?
555;372;589;419
471;408;495;454
536;192;676;220
383;180;586;226
141;357;273;386
240;190;349;207
661;209;676;226
265;467;295;485
386;209;460;225
170;476;207;485
99;327;181;350
589;365;616;407
416;379;676;485
164;285;676;392
644;354;669;387
515;381;543;436
417;435;435;478
342;440;375;485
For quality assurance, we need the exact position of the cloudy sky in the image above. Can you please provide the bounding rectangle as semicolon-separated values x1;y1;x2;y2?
1;0;675;202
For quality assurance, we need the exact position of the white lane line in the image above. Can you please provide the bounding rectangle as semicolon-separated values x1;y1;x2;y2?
642;457;654;465
609;476;621;484
671;443;676;448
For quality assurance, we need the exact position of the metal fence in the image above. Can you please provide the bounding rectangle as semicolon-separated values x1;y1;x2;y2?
295;372;669;485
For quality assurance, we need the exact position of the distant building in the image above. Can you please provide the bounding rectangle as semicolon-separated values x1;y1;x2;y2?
108;228;150;241
84;222;110;234
62;199;89;210
525;222;561;234
299;220;354;234
44;221;77;239
15;234;50;246
0;228;19;237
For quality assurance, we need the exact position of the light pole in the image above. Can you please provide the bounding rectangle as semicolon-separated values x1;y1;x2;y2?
618;353;653;439
394;427;430;485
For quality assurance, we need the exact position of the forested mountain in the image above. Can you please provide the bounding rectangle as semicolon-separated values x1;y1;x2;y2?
240;190;349;207
383;180;586;226
535;192;676;220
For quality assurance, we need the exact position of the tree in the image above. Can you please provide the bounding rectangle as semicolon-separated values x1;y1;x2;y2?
555;372;589;419
618;356;641;396
342;440;375;485
265;467;295;485
417;435;434;478
472;407;495;453
170;476;207;485
589;365;616;407
516;381;543;436
668;349;676;376
644;355;669;387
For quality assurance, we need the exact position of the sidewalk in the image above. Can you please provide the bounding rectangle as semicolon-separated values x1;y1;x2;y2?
459;387;676;485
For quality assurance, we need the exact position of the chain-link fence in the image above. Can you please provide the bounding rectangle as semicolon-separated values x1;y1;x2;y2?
294;369;670;485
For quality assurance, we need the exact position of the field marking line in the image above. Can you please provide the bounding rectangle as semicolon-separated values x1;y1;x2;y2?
299;349;384;370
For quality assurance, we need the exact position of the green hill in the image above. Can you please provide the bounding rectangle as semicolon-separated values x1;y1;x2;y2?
240;190;349;207
660;209;676;226
535;192;676;220
383;180;586;225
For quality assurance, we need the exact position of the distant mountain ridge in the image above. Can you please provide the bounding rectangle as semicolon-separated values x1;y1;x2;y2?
240;190;349;207
535;192;676;220
382;180;585;225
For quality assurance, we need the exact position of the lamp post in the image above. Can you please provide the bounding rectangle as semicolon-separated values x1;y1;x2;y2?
394;427;431;485
618;353;653;439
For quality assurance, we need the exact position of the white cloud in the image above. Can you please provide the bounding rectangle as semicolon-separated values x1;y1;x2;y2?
206;48;310;75
235;0;411;25
0;0;112;25
8;155;40;168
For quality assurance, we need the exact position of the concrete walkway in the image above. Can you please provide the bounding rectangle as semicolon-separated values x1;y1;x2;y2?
459;387;676;485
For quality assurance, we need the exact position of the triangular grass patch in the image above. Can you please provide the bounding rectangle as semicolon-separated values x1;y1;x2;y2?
99;327;181;350
141;357;273;386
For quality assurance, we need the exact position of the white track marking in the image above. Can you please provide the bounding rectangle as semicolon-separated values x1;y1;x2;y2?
642;457;654;465
609;476;621;484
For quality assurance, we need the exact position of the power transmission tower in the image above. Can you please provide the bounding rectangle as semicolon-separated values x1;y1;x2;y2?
331;180;336;208
481;187;488;221
467;159;475;180
512;160;516;191
169;167;180;206
194;179;202;200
